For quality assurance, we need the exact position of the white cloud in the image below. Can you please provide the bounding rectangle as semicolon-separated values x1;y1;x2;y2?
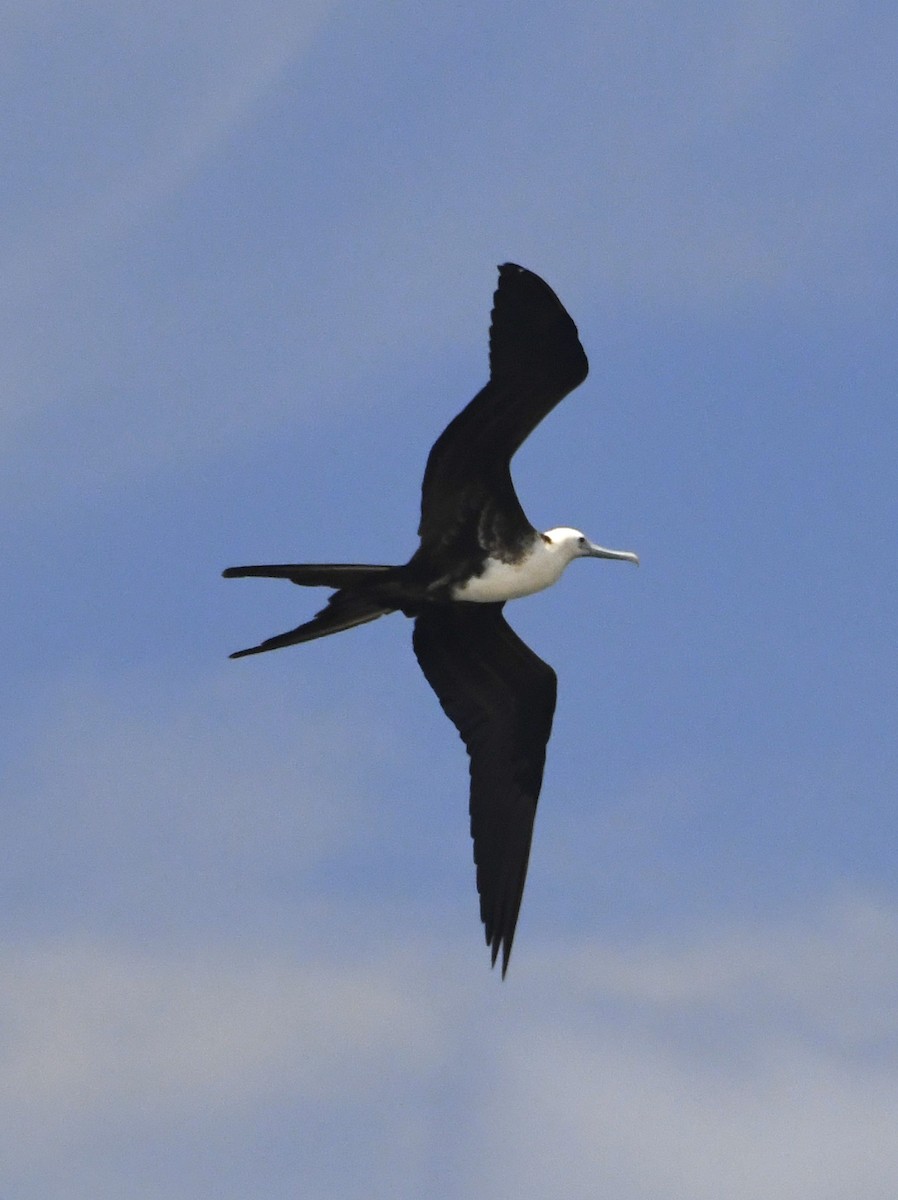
478;898;898;1199
0;940;444;1116
532;894;898;1041
3;899;898;1198
487;1027;898;1200
0;937;457;1193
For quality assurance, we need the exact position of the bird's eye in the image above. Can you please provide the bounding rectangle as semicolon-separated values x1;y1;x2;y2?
578;536;586;546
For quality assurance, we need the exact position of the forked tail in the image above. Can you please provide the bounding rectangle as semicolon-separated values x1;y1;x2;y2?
223;562;400;658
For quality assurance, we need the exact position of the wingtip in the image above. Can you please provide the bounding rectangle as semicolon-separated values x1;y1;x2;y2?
228;646;259;659
496;261;530;286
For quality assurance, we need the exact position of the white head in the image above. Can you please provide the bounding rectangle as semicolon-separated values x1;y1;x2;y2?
542;526;640;567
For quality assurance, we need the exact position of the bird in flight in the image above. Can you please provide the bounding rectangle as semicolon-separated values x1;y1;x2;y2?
224;263;638;975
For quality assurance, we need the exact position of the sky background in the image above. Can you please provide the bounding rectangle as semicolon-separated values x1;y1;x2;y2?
4;2;898;1196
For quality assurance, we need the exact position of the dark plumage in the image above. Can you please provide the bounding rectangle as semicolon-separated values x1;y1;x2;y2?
224;263;637;974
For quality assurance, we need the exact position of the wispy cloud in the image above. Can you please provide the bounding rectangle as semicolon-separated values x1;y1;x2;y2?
5;6;897;1195
4;0;334;301
4;900;897;1198
532;895;898;1042
6;2;894;507
5;667;403;931
0;938;457;1193
1;0;335;486
481;899;898;1198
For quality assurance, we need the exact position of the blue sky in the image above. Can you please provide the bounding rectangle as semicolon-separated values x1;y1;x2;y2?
4;2;898;1196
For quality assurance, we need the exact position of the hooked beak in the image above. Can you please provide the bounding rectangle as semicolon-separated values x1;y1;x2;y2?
586;542;640;565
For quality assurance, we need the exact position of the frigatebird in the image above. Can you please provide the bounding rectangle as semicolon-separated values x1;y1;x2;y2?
224;263;638;975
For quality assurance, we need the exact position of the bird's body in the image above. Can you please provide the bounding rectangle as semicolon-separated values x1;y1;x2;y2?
452;528;608;602
224;263;638;975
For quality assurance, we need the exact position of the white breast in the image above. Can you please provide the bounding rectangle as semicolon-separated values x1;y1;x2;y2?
451;540;569;603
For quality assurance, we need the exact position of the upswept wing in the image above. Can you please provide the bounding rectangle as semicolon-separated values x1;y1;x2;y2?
412;602;557;976
417;263;589;553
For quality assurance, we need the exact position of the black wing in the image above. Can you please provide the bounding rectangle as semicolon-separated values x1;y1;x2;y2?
418;264;589;554
412;603;557;976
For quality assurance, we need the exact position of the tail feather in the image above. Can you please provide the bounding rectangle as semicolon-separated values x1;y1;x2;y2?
229;591;392;658
222;563;393;588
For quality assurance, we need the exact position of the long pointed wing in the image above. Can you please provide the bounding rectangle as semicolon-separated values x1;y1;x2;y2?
418;264;589;552
412;603;557;976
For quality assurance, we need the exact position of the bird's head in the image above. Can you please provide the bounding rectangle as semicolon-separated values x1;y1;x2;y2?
543;527;640;567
